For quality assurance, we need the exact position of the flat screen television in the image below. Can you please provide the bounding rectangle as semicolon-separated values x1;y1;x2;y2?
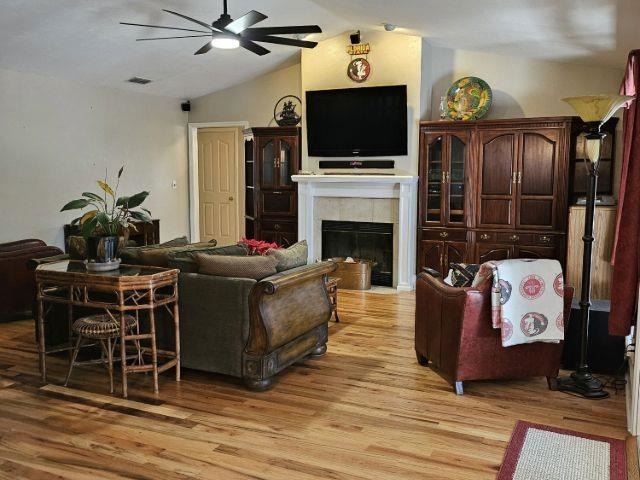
306;85;407;157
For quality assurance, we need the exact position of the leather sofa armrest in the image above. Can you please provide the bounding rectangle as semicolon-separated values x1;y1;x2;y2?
246;261;336;356
27;253;69;271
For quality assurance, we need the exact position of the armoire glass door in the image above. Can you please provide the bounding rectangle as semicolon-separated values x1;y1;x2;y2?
425;136;443;223
447;135;466;224
278;139;293;188
260;139;276;189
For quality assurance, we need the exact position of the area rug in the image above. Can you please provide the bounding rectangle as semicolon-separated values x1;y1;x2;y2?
497;421;627;480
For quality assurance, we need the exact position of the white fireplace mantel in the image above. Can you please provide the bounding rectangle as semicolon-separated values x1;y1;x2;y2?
292;174;418;291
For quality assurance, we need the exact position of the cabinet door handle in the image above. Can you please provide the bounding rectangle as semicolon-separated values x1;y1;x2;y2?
517;171;522;184
228;196;234;201
539;235;551;243
510;234;520;242
272;191;282;194
445;172;451;183
439;231;449;238
274;224;281;230
441;171;446;184
512;172;517;184
480;233;490;240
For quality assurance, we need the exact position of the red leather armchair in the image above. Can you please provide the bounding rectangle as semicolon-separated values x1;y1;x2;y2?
0;239;63;318
415;270;573;394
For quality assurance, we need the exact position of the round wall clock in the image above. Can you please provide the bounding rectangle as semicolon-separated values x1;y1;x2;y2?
347;58;371;83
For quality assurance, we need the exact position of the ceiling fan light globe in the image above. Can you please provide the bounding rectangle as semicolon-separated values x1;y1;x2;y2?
211;37;240;49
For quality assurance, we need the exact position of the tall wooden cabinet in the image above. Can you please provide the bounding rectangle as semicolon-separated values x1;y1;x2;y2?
418;117;578;276
244;127;300;247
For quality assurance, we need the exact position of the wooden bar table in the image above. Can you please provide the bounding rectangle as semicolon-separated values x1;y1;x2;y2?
35;260;180;398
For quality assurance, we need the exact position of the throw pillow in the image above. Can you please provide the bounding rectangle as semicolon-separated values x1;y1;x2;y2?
158;236;190;247
167;244;249;273
266;240;308;272
449;263;480;287
196;253;278;280
120;238;216;265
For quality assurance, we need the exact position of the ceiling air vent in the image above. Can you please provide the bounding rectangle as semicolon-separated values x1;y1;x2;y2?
127;76;152;85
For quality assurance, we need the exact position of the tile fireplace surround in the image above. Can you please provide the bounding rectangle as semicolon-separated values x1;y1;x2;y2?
292;174;418;291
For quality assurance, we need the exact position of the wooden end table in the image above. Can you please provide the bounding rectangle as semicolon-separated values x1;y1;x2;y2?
35;260;180;398
326;276;340;323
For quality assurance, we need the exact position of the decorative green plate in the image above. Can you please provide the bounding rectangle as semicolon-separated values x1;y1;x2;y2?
446;76;492;121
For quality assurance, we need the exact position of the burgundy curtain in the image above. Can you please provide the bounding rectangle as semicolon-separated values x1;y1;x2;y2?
610;49;640;336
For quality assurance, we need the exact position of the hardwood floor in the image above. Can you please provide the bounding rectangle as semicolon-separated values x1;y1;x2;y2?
0;290;635;479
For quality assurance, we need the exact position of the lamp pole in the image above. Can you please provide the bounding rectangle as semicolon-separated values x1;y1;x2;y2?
556;127;609;398
556;94;633;399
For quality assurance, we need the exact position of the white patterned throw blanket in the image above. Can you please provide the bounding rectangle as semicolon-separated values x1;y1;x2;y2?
481;259;565;347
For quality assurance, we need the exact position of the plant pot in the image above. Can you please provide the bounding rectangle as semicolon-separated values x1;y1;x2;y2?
86;235;120;271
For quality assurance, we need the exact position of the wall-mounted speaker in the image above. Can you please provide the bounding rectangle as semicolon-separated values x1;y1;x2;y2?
181;101;191;112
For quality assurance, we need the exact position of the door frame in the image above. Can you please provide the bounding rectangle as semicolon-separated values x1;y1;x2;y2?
188;121;249;242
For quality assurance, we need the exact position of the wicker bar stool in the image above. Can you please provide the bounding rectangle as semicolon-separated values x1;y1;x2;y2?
64;313;138;393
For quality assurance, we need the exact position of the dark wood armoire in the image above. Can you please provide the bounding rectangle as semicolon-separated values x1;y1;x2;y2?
417;116;586;276
243;127;300;247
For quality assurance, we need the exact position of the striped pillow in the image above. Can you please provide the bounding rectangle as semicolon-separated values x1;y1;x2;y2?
266;240;308;272
196;253;278;280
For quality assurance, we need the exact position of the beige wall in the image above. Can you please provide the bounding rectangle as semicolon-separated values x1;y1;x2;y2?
426;46;624;120
301;31;422;174
0;68;189;248
189;63;301;126
424;45;625;195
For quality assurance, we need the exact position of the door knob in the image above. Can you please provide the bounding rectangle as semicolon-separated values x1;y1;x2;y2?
228;196;234;201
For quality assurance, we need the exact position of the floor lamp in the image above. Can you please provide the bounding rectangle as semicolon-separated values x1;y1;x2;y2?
556;94;633;399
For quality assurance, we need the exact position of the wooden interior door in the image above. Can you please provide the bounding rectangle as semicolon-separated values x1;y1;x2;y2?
516;129;560;230
198;128;239;245
477;130;517;228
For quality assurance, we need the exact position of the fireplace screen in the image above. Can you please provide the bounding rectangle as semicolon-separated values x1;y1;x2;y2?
321;220;393;287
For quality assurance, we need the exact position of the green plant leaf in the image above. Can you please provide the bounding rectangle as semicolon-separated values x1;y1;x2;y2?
126;191;149;208
115;196;129;207
60;199;90;211
129;210;152;223
117;165;124;179
97;180;115;197
142;207;152;216
82;192;103;202
79;210;98;224
70;215;83;226
81;215;99;238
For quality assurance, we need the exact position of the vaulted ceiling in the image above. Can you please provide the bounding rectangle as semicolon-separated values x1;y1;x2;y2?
0;0;636;99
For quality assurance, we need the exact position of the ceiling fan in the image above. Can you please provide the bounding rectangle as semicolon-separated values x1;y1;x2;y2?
121;0;322;56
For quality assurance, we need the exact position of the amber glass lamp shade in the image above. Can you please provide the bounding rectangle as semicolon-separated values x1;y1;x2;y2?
563;95;633;163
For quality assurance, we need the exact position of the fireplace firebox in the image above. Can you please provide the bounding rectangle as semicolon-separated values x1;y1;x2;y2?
321;220;393;287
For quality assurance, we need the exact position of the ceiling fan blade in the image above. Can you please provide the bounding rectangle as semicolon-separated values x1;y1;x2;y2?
120;22;210;34
246;35;317;49
194;41;214;55
226;10;268;34
162;9;213;31
136;35;212;41
240;39;270;56
244;25;322;35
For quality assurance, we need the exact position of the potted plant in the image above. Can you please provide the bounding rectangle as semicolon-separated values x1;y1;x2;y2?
61;166;151;271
